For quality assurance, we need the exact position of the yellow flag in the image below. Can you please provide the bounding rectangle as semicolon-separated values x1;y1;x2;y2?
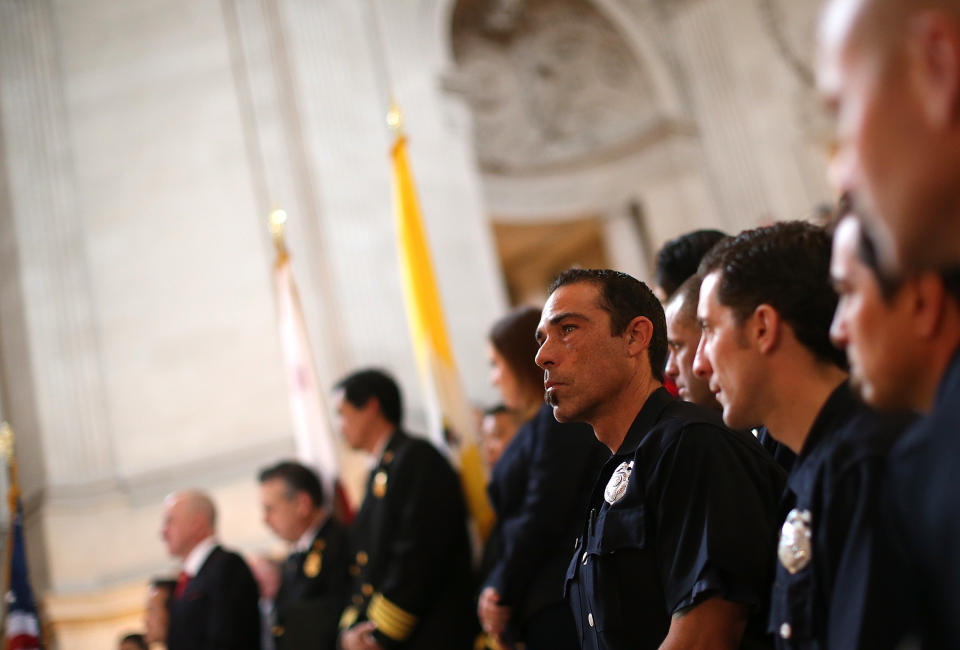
389;128;494;542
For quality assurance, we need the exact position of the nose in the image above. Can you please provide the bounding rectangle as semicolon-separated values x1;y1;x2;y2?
692;335;712;379
665;349;680;380
535;336;554;369
829;307;848;350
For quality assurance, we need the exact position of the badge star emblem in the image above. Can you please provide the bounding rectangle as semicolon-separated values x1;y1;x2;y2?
604;460;634;505
778;508;813;574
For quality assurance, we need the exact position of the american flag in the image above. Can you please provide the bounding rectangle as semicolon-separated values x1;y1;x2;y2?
5;499;41;650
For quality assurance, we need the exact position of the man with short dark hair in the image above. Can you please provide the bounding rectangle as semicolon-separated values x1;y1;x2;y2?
144;577;175;647
829;213;960;647
653;229;727;302
536;268;784;650
333;369;475;650
664;275;721;411
693;221;912;649
258;461;350;650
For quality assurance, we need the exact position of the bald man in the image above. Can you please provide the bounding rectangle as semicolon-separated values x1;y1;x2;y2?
817;0;960;274
162;491;260;650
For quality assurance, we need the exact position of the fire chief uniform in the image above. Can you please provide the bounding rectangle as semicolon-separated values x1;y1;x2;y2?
339;429;475;649
566;388;785;650
768;383;913;649
273;517;350;650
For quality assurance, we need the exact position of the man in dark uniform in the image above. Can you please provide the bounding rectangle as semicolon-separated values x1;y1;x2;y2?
258;461;350;650
693;221;913;649
534;268;784;650
333;369;475;650
830;212;960;647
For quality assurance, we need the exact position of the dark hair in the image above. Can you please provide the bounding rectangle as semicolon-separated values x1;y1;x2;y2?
120;634;148;650
149;577;177;609
334;368;403;426
548;269;667;382
699;221;847;369
667;274;704;328
484;403;510;416
489;306;544;398
258;461;325;508
655;229;728;299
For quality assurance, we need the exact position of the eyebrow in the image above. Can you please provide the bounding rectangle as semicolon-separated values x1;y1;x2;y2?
547;311;589;325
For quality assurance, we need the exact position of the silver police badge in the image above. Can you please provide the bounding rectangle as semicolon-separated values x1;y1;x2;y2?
778;508;813;574
604;460;634;505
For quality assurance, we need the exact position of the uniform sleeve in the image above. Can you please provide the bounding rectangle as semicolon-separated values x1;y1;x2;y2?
485;416;598;605
652;425;779;615
368;448;470;648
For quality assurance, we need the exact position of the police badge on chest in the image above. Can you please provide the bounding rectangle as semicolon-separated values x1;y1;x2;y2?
604;460;634;505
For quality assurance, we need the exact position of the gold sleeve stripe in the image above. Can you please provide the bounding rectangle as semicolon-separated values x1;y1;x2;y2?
368;593;418;641
339;606;359;630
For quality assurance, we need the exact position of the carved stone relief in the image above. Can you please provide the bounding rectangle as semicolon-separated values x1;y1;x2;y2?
449;0;660;174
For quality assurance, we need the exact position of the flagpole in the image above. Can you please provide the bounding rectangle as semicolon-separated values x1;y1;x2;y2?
1;421;19;635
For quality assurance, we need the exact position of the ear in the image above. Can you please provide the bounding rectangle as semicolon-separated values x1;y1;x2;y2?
295;490;314;516
624;315;654;356
912;273;948;338
908;11;960;129
752;304;782;355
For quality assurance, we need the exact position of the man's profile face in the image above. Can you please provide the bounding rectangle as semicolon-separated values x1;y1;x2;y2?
693;272;764;430
535;282;638;425
259;478;305;543
818;0;960;273
665;296;719;410
161;497;200;559
334;390;376;451
829;217;916;409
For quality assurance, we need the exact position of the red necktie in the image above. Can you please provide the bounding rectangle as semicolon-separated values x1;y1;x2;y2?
174;570;190;598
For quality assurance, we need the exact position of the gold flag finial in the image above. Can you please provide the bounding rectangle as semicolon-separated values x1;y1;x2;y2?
386;103;403;132
269;209;288;242
269;209;289;260
0;422;13;463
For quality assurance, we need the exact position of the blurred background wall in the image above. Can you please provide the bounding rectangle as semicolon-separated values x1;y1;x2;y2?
0;0;829;646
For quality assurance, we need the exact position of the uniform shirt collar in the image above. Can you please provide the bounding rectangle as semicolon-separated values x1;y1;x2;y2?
183;536;217;576
796;380;854;462
935;343;960;409
616;387;674;456
293;515;328;553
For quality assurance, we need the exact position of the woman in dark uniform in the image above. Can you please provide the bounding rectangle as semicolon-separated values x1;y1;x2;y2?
477;306;607;650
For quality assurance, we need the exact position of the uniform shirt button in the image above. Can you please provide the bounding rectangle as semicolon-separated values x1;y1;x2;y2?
779;623;792;639
588;613;595;628
581;551;588;565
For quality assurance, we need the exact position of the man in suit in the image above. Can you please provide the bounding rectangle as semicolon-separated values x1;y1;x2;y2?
258;461;350;650
162;490;260;650
334;369;476;650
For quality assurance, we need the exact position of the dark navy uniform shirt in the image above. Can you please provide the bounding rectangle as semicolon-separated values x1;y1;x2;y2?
565;387;785;650
883;347;960;648
768;382;913;649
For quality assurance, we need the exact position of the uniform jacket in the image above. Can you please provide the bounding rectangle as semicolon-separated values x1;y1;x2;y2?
884;347;960;649
273;517;350;650
566;388;785;650
483;403;607;630
340;429;476;649
167;545;261;650
768;382;913;650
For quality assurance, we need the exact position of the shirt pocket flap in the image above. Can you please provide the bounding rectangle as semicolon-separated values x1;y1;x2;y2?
586;506;647;555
